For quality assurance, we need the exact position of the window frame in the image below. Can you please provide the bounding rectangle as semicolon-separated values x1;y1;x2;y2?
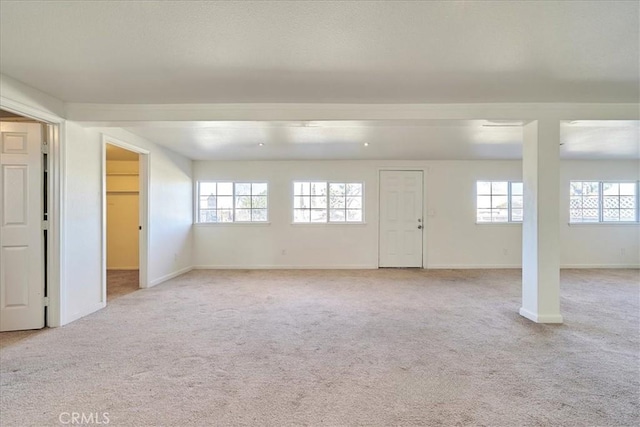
476;180;523;224
196;181;270;224
569;180;639;224
292;181;365;224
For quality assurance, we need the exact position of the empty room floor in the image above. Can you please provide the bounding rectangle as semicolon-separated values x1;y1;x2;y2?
0;269;638;426
107;270;139;300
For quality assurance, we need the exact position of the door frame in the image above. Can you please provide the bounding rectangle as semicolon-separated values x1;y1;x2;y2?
101;135;150;304
0;99;64;327
377;168;428;269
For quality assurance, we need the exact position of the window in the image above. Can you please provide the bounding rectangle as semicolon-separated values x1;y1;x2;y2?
476;181;523;223
198;182;268;223
293;182;363;223
570;181;638;223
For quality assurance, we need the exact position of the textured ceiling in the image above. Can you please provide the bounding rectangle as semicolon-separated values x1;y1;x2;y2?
1;1;638;103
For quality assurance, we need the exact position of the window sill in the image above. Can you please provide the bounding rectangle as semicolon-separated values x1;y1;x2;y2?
194;222;271;227
475;222;522;226
290;222;368;226
568;222;639;226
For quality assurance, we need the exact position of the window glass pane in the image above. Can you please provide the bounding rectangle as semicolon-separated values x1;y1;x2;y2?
310;209;326;222
347;183;362;196
477;181;491;195
582;182;599;196
200;182;216;195
330;196;345;208
492;209;508;222
477;196;491;209
294;182;310;196
620;183;636;195
252;196;268;209
491;196;508;209
329;209;345;222
235;196;251;208
570;209;583;222
346;210;362;222
477;209;492;222
294;196;309;209
217;196;233;209
235;209;251;222
252;209;268;222
511;209;523;222
217;182;233;195
200;210;216;223
583;196;599;209
329;183;345;196
235;183;251;195
511;182;523;195
603;209;619;221
252;183;268;195
602;183;619;195
569;196;582;209
620;209;636;221
569;181;581;196
346;196;362;209
620;195;635;209
311;182;327;196
216;210;233;222
491;182;508;195
294;209;310;222
583;209;599;221
201;195;216;209
603;196;619;209
511;195;523;209
310;196;326;208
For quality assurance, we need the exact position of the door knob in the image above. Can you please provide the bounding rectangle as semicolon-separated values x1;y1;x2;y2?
418;225;423;229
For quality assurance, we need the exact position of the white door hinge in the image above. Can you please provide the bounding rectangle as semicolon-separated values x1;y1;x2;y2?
43;297;49;307
41;143;49;154
42;220;49;230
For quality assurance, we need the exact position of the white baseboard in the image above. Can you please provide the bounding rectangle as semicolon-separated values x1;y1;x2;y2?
62;301;106;326
560;264;640;269
519;307;564;324
148;266;193;287
193;264;378;270
426;264;522;269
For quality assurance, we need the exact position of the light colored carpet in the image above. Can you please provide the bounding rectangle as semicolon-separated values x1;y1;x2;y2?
0;269;638;426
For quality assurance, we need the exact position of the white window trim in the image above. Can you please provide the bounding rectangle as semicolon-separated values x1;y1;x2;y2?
196;181;270;224
292;181;366;224
569;180;640;224
476;181;523;224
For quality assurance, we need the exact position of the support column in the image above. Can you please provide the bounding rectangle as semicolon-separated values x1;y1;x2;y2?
520;119;563;323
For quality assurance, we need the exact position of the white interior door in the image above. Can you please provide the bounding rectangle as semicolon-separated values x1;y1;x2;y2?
0;122;44;331
379;170;424;267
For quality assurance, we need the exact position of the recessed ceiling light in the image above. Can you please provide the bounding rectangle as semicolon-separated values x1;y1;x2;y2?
258;143;264;147
364;142;369;147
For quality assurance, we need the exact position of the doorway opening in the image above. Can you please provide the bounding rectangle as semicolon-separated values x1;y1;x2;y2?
102;137;149;304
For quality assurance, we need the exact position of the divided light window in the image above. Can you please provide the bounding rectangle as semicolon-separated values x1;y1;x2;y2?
476;181;523;223
570;181;638;223
293;182;363;223
198;182;268;223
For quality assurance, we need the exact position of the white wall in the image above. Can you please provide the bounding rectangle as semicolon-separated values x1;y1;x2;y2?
63;125;193;324
193;159;639;270
106;160;139;270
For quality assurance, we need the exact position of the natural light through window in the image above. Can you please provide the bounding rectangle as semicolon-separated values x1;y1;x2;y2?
570;181;638;223
476;181;523;223
198;182;268;223
293;182;363;223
